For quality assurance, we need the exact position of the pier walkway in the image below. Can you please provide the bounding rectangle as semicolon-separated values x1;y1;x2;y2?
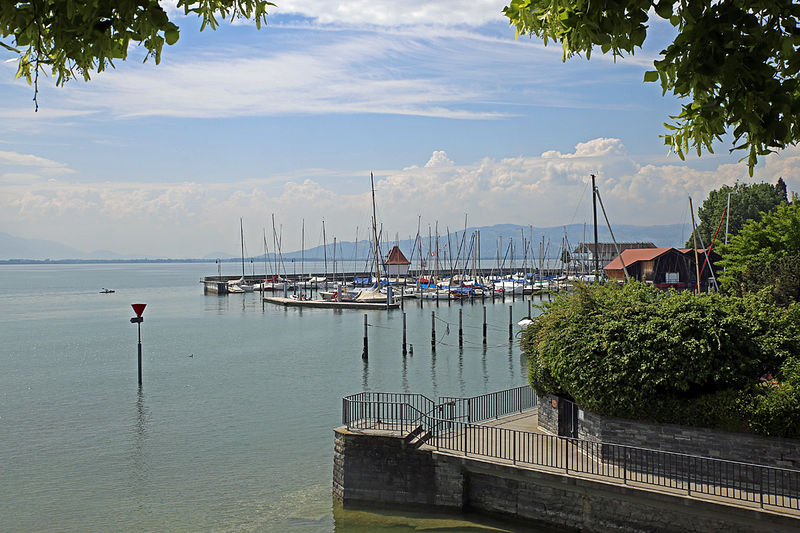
341;387;800;520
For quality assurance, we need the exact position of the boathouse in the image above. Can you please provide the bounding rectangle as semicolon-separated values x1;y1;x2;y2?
385;246;411;278
573;242;656;271
604;247;691;287
604;247;720;290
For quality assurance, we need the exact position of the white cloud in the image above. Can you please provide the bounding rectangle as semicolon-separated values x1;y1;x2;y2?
4;140;795;257
425;151;455;168
274;0;508;27
0;138;800;257
9;22;651;121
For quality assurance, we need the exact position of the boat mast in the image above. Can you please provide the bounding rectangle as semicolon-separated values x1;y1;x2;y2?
370;173;381;285
240;218;246;281
323;219;328;282
689;196;701;293
591;174;600;279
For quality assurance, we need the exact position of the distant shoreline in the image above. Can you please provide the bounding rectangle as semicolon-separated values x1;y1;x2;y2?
0;258;332;265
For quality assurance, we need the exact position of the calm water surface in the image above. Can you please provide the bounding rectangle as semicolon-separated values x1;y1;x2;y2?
0;263;549;532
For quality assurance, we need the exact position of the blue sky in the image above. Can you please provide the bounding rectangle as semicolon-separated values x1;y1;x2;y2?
1;1;797;258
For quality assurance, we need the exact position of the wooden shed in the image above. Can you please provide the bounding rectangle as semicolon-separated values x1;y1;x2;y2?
604;247;721;291
604;248;692;288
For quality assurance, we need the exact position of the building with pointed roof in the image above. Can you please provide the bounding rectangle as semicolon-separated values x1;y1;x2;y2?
385;245;411;278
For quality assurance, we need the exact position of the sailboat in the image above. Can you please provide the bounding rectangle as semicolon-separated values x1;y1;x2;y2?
352;173;392;303
228;218;254;292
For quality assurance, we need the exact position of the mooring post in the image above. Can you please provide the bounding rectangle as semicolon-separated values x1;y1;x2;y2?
459;308;463;348
482;306;487;344
362;314;368;359
400;286;404;310
402;312;407;355
509;305;513;341
528;300;531;318
431;311;436;353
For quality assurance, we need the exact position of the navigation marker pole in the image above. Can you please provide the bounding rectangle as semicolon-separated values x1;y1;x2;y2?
130;303;146;387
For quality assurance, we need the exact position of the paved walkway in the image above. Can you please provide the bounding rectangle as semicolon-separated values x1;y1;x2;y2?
426;409;800;519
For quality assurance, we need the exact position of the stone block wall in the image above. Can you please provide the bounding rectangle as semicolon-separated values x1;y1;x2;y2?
333;427;463;509
538;393;800;470
537;393;558;434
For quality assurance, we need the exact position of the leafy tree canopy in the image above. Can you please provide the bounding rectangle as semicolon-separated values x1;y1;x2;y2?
504;0;800;174
689;179;788;248
0;1;274;108
720;198;800;303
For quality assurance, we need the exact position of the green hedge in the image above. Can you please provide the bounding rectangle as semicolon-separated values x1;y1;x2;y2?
522;282;800;437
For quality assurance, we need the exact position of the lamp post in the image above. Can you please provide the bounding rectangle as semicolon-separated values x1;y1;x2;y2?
130;303;146;386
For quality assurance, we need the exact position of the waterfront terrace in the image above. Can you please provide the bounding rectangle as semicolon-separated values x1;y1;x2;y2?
334;386;800;532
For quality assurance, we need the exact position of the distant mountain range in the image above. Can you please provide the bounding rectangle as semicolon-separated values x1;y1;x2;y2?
1;223;691;262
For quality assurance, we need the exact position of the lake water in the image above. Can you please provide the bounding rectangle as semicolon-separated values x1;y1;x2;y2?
0;263;549;532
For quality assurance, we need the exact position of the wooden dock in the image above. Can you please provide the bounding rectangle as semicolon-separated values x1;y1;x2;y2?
263;297;400;310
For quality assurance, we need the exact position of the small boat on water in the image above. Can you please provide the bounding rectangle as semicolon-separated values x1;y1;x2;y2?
100;288;115;294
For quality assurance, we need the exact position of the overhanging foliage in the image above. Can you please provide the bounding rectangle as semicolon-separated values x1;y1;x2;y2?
0;1;274;108
504;0;800;174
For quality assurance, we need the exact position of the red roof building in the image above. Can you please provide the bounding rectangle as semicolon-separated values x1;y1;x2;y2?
385;245;411;278
604;247;720;290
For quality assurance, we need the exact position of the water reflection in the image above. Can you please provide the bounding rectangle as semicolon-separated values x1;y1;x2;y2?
361;358;369;390
430;349;438;398
457;347;465;397
508;338;515;381
401;354;409;393
481;344;488;389
131;387;150;499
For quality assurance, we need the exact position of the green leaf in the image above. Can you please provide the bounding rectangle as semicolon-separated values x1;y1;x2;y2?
643;70;659;82
165;28;180;46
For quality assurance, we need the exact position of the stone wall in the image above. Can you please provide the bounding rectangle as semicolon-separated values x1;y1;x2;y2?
333;427;463;510
333;425;800;533
538;393;800;469
537;394;558;434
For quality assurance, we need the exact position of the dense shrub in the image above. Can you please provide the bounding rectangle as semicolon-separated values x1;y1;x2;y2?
522;282;800;436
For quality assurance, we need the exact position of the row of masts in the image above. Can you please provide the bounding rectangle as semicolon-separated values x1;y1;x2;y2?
234;220;597;285
231;174;629;286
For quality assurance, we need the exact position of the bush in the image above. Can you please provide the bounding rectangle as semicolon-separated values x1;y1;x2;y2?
522;282;800;436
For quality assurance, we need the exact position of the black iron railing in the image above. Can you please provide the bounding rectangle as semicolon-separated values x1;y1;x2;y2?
341;387;800;512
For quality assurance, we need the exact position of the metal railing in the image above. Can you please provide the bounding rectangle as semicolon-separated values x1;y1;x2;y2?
439;385;538;424
341;387;800;512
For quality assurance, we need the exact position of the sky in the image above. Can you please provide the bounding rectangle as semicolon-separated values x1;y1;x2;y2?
1;1;798;258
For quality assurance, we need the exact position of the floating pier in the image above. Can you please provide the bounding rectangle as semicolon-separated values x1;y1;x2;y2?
262;297;400;310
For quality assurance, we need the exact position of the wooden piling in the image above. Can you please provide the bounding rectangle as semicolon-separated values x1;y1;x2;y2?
459;308;463;348
431;311;436;353
362;314;368;359
402;312;407;356
483;306;487;345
